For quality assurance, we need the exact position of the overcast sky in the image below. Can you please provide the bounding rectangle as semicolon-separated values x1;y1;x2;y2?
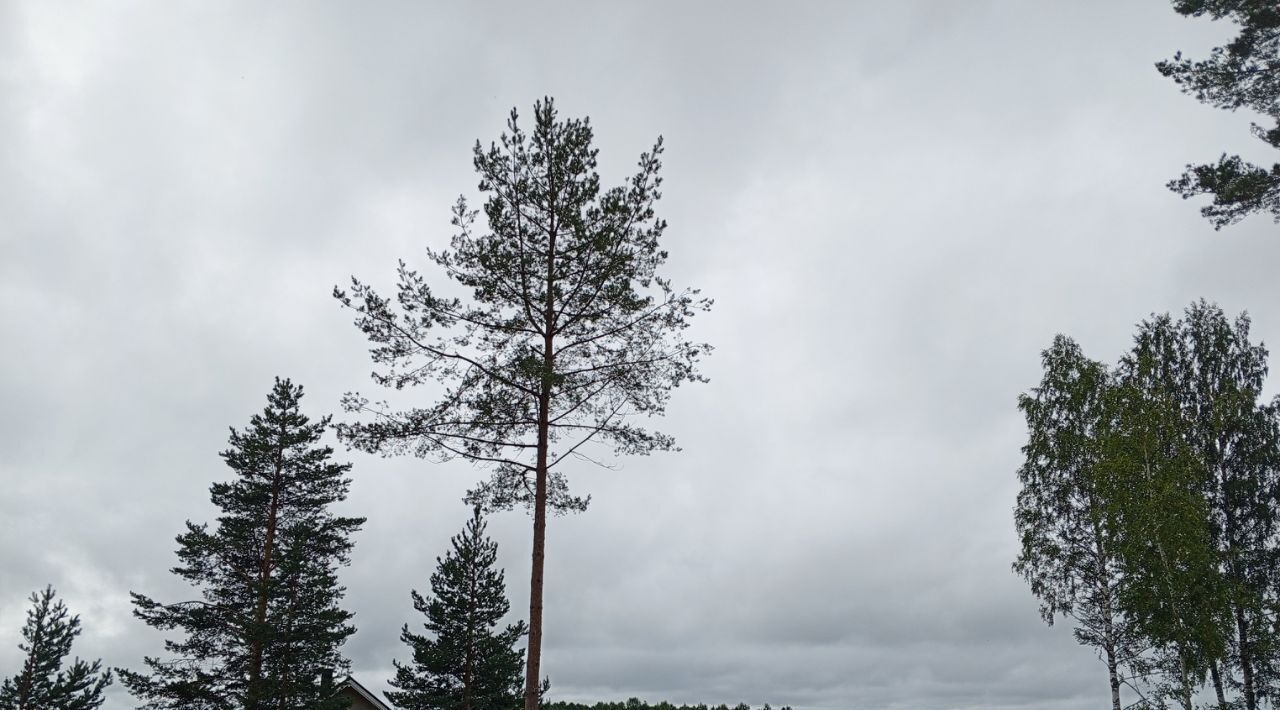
4;2;1280;709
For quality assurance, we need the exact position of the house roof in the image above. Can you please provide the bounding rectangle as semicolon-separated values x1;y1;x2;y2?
340;675;393;710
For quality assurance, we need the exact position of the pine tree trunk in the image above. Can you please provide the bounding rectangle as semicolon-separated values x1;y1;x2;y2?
526;184;559;710
464;562;476;710
525;398;549;710
16;611;45;710
276;573;302;710
16;647;37;709
248;458;285;709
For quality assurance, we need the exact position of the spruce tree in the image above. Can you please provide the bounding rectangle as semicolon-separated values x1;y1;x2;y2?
0;586;112;710
118;378;364;710
387;507;529;710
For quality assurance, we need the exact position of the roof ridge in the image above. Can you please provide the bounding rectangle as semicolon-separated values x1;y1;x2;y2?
339;674;393;710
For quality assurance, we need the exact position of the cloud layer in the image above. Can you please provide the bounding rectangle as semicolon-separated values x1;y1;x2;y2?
3;2;1280;708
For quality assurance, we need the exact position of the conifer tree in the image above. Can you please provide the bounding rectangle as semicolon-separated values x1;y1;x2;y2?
337;98;710;710
387;506;530;710
0;586;111;710
118;378;364;710
1160;0;1280;229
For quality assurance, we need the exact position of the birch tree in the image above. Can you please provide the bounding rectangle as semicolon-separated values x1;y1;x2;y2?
1097;355;1228;710
1014;336;1140;710
1127;304;1280;709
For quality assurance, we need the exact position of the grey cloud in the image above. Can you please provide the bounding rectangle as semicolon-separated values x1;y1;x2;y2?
4;2;1279;709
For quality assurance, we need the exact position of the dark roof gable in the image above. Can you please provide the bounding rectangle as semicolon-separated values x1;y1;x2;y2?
339;675;393;710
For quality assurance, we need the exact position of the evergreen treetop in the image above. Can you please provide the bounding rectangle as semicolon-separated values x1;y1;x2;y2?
387;506;528;710
119;378;363;710
1160;0;1280;228
0;586;112;710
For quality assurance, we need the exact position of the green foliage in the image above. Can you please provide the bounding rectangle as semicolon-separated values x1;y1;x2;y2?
1160;0;1280;228
1124;304;1280;709
1014;336;1138;709
118;379;363;710
1014;335;1114;624
387;507;531;710
1015;301;1280;709
1094;374;1227;709
0;586;112;710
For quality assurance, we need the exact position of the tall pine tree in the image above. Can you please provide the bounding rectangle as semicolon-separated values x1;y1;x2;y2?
387;507;530;710
119;378;364;710
0;586;112;710
337;98;710;709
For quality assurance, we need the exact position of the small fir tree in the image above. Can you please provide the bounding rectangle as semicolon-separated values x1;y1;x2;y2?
0;586;112;710
118;378;364;710
387;507;531;710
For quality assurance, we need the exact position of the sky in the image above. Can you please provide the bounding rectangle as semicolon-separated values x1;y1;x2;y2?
3;2;1280;709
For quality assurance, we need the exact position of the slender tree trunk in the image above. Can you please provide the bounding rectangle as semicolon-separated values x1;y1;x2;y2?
1210;661;1227;709
275;571;302;710
1096;550;1122;710
464;564;476;710
1181;650;1194;710
15;605;55;710
525;392;549;710
1221;468;1256;710
1147;464;1194;710
526;177;559;710
1104;640;1122;710
1237;609;1256;710
16;623;41;710
248;458;284;709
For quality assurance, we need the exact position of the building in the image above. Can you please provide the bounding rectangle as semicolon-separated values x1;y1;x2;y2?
336;675;393;710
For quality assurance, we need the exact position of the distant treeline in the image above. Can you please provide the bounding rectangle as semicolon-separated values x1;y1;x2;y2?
544;700;793;710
